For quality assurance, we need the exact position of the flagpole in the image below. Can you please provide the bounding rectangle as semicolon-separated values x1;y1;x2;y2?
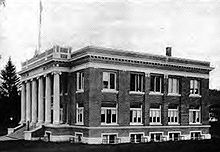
36;0;43;55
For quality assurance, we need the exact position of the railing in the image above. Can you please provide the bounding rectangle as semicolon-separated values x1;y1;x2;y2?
102;138;121;144
21;45;71;71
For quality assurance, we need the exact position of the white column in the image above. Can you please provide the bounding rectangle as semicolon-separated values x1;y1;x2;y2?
20;82;26;124
53;72;60;125
31;79;37;125
45;74;51;124
26;81;31;123
37;76;44;124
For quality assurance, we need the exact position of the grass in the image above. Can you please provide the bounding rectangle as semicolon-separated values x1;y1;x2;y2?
0;139;220;152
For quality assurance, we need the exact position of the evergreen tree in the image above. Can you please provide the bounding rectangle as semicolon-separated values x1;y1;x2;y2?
0;57;20;129
0;57;20;98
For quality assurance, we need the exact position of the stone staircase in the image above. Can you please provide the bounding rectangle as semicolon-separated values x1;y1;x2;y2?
6;125;26;140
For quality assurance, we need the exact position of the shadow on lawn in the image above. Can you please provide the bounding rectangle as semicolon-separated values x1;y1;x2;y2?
0;138;220;152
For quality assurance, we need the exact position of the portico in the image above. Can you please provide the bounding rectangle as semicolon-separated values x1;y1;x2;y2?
20;72;62;126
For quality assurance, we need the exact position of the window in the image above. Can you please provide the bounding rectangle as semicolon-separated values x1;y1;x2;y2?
60;107;63;124
77;72;84;91
76;104;84;125
150;133;163;142
169;133;180;141
150;106;161;125
168;78;179;94
102;134;118;144
101;107;117;124
168;106;179;124
150;75;162;93
103;72;116;90
189;107;201;124
190;80;200;95
130;106;142;124
130;134;143;143
191;132;202;140
75;133;83;143
130;73;144;92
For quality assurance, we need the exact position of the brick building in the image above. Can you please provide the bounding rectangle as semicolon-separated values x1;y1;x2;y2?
16;46;213;144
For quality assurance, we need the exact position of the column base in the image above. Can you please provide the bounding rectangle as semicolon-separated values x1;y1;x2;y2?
45;121;51;125
53;121;60;125
36;121;44;126
30;121;37;127
19;120;26;124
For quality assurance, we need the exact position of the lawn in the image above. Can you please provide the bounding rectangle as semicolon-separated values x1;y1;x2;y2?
0;139;220;152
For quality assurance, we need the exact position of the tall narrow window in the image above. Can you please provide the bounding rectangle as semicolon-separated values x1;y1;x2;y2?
150;106;161;125
189;107;201;124
101;106;117;125
168;78;179;94
77;72;84;91
103;72;116;90
168;106;179;124
130;74;144;92
150;75;162;93
130;106;142;124
190;79;200;95
76;103;84;125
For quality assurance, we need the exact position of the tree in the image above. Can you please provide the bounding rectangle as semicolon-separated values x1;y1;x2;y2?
0;57;20;98
0;57;20;129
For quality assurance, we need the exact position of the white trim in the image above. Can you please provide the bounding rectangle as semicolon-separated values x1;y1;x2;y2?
189;94;202;98
101;89;118;94
149;92;164;96
44;124;211;129
167;93;181;97
76;90;84;93
129;91;145;95
70;62;209;79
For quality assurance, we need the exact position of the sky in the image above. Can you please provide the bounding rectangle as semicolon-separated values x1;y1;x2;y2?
0;0;220;89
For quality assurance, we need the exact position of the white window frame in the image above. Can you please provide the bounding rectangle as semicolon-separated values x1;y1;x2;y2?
130;106;143;125
190;79;200;96
101;106;118;125
76;72;84;92
149;106;161;125
168;77;180;96
189;107;201;124
129;132;144;143
168;108;179;125
130;73;144;93
102;72;117;92
75;132;83;143
150;75;162;93
76;103;84;125
190;131;202;140
149;132;164;142
168;131;181;141
102;133;118;144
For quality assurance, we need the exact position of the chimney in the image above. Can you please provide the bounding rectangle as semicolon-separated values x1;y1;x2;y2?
166;47;172;57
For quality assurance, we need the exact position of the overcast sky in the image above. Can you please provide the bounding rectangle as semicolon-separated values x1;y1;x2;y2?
0;0;220;89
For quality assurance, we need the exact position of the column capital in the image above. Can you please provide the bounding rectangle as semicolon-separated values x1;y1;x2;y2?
145;72;150;77
52;71;62;75
164;74;169;79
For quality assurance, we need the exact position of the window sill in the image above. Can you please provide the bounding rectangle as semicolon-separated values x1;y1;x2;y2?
149;123;162;125
167;93;181;97
130;123;143;126
149;92;163;96
129;91;145;95
75;123;84;125
101;89;118;94
168;123;180;125
101;123;119;126
76;90;84;93
189;122;202;125
189;94;201;98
